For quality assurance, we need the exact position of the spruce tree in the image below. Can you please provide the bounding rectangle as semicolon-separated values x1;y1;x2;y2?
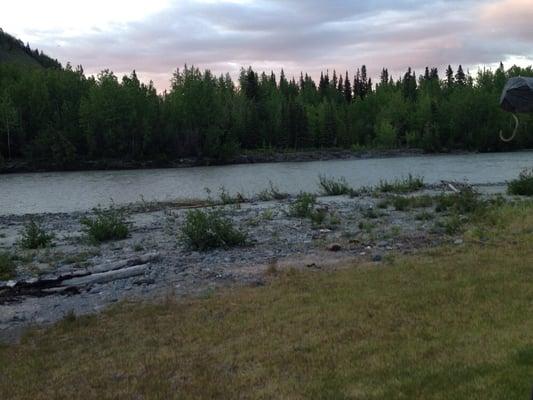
344;71;352;102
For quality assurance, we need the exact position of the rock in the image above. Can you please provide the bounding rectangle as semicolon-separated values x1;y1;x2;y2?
372;254;383;262
133;278;155;286
454;239;464;245
327;243;342;252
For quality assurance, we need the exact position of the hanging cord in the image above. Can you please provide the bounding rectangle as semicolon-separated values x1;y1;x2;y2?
500;113;519;142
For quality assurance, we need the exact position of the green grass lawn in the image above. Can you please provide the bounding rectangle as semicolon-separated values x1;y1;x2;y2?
1;202;532;399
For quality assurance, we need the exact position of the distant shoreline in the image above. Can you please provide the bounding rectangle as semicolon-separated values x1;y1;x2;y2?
1;147;516;174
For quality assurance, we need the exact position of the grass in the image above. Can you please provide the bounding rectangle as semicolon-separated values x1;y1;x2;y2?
80;206;129;244
19;219;54;249
257;181;289;201
0;251;16;280
180;209;246;251
288;192;317;218
1;202;532;399
392;195;434;211
508;168;533;196
435;188;484;215
377;174;425;194
318;175;352;196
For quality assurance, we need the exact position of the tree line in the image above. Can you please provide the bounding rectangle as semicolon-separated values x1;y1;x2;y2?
0;61;532;167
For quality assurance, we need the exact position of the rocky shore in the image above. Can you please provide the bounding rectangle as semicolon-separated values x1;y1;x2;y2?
0;183;507;342
1;148;437;173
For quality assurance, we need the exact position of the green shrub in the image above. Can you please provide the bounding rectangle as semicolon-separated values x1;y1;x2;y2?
309;208;328;226
318;175;351;196
81;206;129;244
218;186;246;205
289;193;317;218
436;188;483;215
257;181;288;201
392;195;434;211
434;215;464;235
378;174;424;194
508;169;533;196
392;196;410;211
20;219;54;249
0;252;16;280
180;209;246;251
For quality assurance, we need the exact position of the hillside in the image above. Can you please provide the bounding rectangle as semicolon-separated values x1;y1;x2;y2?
0;28;61;69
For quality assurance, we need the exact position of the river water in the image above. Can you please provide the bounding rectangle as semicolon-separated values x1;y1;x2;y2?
0;151;531;215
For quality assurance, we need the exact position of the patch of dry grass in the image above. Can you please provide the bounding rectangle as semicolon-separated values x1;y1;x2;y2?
1;202;532;399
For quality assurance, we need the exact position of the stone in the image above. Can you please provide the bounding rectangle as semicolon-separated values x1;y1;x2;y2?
372;254;383;262
454;239;464;245
327;243;342;252
133;278;155;286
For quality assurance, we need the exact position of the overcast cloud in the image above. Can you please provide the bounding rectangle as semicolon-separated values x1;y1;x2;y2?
3;0;533;90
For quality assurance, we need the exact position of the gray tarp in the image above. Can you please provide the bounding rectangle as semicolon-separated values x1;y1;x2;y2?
500;76;533;113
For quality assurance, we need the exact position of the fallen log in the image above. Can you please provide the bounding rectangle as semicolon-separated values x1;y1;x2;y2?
61;264;149;287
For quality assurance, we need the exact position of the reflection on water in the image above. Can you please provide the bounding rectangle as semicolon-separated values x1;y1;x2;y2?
0;151;531;215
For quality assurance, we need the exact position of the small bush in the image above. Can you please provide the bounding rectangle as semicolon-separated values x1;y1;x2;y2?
378;174;425;194
415;211;434;221
309;208;328;226
392;195;434;211
289;193;317;218
0;252;16;280
81;206;129;244
434;215;464;235
392;196;410;211
180;209;246;251
318;175;351;196
257;182;288;201
218;186;246;205
508;169;533;196
436;188;483;215
20;219;54;249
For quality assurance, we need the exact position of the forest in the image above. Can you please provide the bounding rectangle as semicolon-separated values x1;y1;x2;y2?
0;57;532;168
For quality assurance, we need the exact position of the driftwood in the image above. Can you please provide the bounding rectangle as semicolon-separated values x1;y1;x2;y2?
61;264;149;287
0;253;160;302
440;180;473;193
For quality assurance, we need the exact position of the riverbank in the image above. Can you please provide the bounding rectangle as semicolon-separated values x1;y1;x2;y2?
1;147;469;173
1;199;532;399
0;178;525;342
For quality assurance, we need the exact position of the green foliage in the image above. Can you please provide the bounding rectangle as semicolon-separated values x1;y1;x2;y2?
180;209;246;251
378;174;425;194
0;252;16;280
508;169;533;196
19;219;54;249
436;189;484;215
81;206;129;244
217;187;246;205
318;175;351;196
1;32;533;165
392;195;434;211
288;193;317;218
434;215;465;235
257;182;288;201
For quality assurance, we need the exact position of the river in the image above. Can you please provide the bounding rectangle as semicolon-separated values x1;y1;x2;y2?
0;151;531;215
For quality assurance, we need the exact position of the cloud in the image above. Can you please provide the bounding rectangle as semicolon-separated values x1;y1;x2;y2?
18;0;533;90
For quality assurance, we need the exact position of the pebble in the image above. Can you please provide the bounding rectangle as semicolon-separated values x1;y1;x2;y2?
327;243;342;252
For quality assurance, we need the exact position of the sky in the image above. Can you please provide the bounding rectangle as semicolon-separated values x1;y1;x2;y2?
2;0;533;91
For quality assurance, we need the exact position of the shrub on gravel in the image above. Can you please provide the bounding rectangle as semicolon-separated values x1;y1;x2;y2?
508;169;533;196
378;174;424;194
180;209;246;251
0;252;16;280
81;206;129;244
19;219;54;249
318;175;352;196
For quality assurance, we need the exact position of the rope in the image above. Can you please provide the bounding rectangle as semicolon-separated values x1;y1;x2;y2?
500;113;519;142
